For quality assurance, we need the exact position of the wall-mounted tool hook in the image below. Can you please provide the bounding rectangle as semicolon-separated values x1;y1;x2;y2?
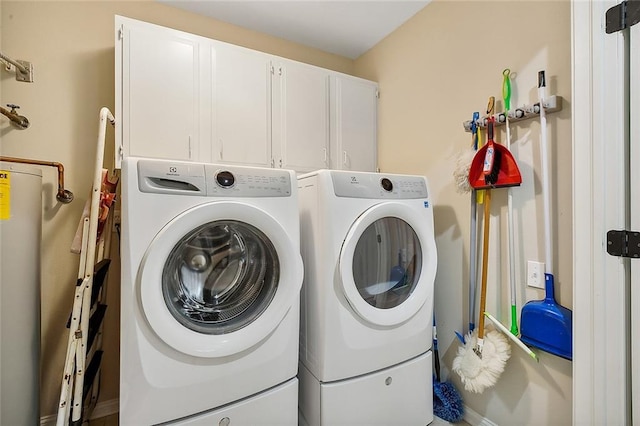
0;51;34;82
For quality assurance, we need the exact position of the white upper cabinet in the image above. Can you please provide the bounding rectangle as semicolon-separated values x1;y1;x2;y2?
116;17;206;164
211;43;272;167
116;17;377;173
330;75;378;172
272;60;330;172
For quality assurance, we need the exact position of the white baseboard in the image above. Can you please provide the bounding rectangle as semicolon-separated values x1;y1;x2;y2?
40;398;119;426
463;405;498;426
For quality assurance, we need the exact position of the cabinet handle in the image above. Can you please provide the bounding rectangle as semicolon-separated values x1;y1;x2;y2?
219;139;223;160
323;148;327;165
343;150;348;166
270;158;275;168
188;135;192;159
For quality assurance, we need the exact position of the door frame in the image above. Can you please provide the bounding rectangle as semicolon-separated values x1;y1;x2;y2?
572;0;630;423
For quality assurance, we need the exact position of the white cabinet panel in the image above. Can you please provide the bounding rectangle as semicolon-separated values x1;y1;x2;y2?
117;17;203;162
116;17;377;174
212;44;271;167
331;75;378;172
273;60;329;172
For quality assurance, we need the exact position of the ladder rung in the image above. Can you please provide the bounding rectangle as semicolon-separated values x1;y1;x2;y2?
87;304;107;351
90;259;111;307
82;350;103;402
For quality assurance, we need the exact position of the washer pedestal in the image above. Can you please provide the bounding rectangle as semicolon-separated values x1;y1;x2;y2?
173;378;298;425
299;352;433;426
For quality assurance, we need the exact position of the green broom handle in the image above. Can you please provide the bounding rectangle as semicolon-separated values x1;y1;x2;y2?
504;68;519;336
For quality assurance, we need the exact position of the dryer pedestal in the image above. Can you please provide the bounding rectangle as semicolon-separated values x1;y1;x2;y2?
299;352;433;426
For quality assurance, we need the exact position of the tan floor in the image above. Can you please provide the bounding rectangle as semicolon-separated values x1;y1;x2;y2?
88;413;118;426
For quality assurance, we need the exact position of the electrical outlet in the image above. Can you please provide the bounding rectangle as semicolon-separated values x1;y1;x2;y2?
527;261;545;289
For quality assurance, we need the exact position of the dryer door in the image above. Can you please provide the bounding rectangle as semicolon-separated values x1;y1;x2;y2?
138;201;302;358
338;202;436;326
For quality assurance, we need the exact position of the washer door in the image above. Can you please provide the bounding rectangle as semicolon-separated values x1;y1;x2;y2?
339;202;436;327
139;201;302;358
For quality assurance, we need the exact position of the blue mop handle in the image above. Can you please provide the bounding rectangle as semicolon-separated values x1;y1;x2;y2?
433;317;441;382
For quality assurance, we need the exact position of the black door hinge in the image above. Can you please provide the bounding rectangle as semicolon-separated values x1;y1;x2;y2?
606;0;640;33
607;230;640;258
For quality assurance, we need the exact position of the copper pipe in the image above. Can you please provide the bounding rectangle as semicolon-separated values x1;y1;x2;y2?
0;105;29;129
0;156;74;203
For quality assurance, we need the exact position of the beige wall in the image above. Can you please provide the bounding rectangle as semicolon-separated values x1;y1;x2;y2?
0;1;353;418
354;1;572;424
1;0;573;423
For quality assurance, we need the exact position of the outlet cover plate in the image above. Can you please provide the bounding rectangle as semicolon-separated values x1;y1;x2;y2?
527;261;545;289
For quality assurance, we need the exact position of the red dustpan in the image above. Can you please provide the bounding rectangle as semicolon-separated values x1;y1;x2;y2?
468;117;522;190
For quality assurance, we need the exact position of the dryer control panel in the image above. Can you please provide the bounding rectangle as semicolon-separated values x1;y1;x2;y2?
330;170;428;199
136;159;292;197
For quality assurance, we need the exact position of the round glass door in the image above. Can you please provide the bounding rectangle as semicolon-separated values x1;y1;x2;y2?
162;220;279;335
339;202;436;326
139;201;303;358
352;217;422;309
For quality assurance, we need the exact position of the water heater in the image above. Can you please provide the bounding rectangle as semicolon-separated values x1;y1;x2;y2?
0;161;42;424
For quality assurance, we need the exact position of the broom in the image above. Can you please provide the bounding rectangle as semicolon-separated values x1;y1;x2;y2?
454;113;480;344
452;113;512;394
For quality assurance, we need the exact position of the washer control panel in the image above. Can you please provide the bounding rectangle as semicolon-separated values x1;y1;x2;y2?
205;164;291;197
136;159;291;197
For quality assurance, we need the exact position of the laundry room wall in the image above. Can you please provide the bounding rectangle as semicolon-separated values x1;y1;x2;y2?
353;1;573;425
0;1;354;419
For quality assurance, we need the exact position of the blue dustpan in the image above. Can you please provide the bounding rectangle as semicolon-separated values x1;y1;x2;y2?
521;71;573;361
520;273;572;360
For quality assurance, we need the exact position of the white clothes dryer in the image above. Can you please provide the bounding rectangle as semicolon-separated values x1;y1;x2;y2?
120;157;303;425
297;169;436;426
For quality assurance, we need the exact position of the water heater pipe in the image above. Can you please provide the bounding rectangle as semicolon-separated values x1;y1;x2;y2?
0;156;73;203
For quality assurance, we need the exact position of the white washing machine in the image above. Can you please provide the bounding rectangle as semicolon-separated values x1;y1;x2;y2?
120;157;303;425
297;169;437;426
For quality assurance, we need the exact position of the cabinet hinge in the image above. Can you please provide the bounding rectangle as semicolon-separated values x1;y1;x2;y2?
118;25;124;40
270;65;275;75
606;0;640;33
375;90;380;99
607;230;640;258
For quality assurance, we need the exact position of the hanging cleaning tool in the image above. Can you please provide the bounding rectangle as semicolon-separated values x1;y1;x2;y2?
519;71;573;360
433;315;464;422
467;103;522;190
502;69;520;337
455;112;481;344
480;70;538;362
452;107;515;393
468;113;480;336
454;113;480;194
484;312;538;362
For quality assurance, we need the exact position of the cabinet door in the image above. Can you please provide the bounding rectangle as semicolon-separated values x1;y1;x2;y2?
331;75;378;172
273;60;329;172
117;18;202;162
212;43;271;167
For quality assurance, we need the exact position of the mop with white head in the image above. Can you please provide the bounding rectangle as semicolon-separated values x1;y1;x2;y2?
453;147;476;194
452;328;511;393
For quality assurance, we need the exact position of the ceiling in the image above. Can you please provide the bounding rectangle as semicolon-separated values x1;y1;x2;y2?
158;1;430;59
